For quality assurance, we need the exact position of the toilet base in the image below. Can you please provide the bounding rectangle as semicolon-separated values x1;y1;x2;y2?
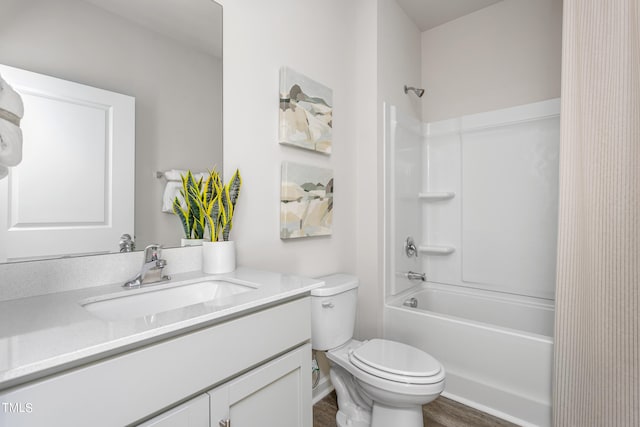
331;365;372;427
371;402;423;427
336;410;370;427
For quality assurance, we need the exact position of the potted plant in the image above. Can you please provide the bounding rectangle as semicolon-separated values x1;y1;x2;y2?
172;170;206;246
193;168;242;273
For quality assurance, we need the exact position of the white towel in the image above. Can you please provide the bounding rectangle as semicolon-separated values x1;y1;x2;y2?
0;74;24;181
161;169;207;213
0;119;23;167
163;169;185;182
162;181;183;213
0;74;24;120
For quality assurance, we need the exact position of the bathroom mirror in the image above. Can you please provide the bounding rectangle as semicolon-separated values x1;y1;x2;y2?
0;0;223;263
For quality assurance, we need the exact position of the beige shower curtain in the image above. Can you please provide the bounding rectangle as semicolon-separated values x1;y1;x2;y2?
553;0;640;426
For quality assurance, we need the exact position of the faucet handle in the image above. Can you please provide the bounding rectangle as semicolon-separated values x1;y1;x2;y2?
119;233;135;253
144;244;162;263
404;237;418;258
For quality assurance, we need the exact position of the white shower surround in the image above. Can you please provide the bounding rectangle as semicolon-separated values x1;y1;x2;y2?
383;100;560;426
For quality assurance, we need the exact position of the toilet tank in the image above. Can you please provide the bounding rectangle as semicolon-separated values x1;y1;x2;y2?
311;274;359;351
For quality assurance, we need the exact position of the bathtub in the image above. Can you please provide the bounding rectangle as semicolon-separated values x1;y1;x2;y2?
384;283;554;427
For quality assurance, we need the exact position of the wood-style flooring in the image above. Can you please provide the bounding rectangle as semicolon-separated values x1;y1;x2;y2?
313;391;519;427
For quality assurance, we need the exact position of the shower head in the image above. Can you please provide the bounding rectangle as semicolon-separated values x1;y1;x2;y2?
404;85;425;98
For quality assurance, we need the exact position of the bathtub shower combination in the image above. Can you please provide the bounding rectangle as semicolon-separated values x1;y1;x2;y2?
383;100;560;427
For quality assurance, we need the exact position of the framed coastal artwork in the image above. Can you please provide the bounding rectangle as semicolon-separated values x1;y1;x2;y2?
280;162;334;239
279;67;333;154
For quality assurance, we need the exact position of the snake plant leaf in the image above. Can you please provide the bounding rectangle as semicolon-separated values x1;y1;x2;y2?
202;212;216;242
188;185;205;239
217;188;227;226
227;169;242;210
184;170;198;191
173;196;191;238
203;173;216;205
195;175;224;242
191;190;210;244
219;186;231;241
194;189;217;242
212;183;224;241
174;170;204;239
221;184;230;220
181;172;196;237
178;186;196;237
222;219;233;241
221;170;241;241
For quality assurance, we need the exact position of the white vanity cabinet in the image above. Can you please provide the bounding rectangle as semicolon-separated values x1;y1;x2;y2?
0;297;312;427
209;343;311;427
140;344;311;427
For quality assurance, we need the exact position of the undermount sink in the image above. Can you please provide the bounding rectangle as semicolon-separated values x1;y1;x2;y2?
81;280;257;321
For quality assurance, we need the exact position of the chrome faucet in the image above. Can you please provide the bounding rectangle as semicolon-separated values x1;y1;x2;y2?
123;244;170;288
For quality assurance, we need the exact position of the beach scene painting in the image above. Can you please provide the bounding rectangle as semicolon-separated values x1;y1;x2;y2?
279;67;333;154
280;162;334;239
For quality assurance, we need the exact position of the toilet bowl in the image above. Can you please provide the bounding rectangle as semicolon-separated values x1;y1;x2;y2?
312;274;445;427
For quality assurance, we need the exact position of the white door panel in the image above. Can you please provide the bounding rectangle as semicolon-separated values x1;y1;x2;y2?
0;64;134;261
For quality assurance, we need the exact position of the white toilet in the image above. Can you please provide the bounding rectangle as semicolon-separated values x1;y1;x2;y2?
311;274;445;427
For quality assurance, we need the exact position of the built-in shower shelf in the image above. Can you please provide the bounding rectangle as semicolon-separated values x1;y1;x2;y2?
418;245;455;255
418;192;455;201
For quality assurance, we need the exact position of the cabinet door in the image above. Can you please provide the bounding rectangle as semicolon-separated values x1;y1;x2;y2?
209;343;311;427
138;394;209;427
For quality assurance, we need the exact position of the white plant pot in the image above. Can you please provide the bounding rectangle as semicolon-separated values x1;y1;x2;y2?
202;241;236;274
181;238;204;247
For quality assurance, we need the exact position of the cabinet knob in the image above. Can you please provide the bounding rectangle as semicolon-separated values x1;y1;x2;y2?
219;419;231;427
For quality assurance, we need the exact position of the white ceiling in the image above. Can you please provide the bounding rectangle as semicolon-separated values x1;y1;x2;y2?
81;0;222;58
395;0;503;31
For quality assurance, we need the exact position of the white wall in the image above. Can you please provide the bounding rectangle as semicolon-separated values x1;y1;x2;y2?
421;0;562;122
0;0;223;250
222;0;359;278
378;0;423;120
353;0;381;340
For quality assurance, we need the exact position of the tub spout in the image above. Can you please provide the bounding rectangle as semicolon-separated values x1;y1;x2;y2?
406;271;426;281
403;297;418;308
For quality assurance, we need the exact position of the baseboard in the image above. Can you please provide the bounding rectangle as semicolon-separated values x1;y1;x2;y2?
312;375;334;404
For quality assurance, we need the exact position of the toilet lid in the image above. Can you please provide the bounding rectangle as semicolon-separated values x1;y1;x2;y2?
349;339;442;384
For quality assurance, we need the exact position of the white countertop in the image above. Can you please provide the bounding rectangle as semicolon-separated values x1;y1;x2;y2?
0;267;324;391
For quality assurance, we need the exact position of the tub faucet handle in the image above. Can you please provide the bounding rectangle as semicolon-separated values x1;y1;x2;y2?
405;237;418;258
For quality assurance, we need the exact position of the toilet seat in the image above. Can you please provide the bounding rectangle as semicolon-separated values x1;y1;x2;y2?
327;339;445;399
349;339;442;385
